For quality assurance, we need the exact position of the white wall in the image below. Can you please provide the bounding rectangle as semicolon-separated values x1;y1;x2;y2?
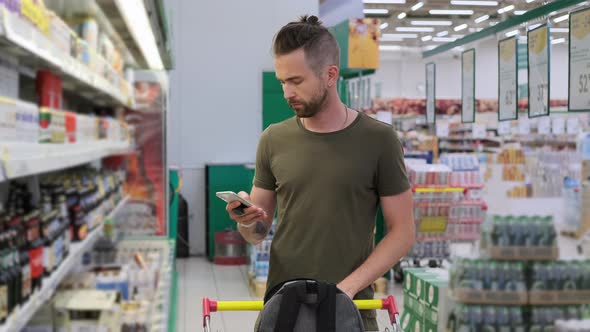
166;0;318;255
374;38;569;100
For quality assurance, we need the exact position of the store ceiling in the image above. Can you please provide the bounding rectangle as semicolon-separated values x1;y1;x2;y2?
364;0;585;49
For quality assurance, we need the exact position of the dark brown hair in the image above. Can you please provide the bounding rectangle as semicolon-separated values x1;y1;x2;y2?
273;15;340;75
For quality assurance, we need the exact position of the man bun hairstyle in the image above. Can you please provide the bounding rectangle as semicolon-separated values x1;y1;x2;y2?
273;15;340;75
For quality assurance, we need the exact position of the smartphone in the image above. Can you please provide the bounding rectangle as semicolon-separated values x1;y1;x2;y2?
216;191;253;216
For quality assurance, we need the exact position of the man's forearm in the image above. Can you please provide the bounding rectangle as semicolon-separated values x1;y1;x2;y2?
238;219;272;244
337;230;415;298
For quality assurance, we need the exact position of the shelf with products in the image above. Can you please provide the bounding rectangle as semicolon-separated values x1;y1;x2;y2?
0;194;129;332
0;6;132;107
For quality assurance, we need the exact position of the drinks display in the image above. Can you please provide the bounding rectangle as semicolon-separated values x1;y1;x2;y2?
482;215;557;248
450;259;527;292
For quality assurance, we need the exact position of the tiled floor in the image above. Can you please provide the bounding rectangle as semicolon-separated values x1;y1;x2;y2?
176;257;405;332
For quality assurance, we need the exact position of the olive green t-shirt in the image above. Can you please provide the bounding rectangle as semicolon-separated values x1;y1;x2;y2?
253;112;409;328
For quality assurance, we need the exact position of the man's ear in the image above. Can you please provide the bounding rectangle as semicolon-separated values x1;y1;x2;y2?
326;65;339;88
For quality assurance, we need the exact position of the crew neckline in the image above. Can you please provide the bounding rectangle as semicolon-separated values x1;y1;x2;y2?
296;111;363;136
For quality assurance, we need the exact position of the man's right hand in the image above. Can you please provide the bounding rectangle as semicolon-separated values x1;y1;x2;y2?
226;191;268;227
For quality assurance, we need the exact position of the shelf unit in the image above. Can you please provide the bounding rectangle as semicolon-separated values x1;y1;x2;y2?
0;196;129;332
0;7;132;107
0;142;131;182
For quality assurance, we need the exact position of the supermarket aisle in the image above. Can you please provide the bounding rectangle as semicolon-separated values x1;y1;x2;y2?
176;258;403;332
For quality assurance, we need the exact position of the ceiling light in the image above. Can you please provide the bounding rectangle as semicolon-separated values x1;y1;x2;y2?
396;27;435;32
498;5;515;14
551;38;565;44
454;24;468;31
437;30;449;37
115;0;163;69
475;14;490;23
364;0;406;3
364;8;389;14
423;45;437;51
382;33;419;39
380;22;389;29
411;20;453;26
411;2;425;11
422;35;433;41
433;37;458;42
514;10;527;15
450;0;498;6
505;29;519;37
548;11;557;16
551;28;569;33
398;12;407;19
554;14;569;23
526;0;536;2
430;9;474;15
379;45;403;51
490;21;499;26
529;23;542;30
475;15;490;24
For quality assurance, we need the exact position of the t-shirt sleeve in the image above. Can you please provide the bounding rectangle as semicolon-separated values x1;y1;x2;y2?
253;127;277;190
376;128;410;196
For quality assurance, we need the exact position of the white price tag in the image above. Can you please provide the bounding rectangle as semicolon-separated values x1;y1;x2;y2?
538;117;551;134
519;118;531;135
552;117;565;135
472;123;487;138
567;117;580;134
436;123;449;137
498;121;512;135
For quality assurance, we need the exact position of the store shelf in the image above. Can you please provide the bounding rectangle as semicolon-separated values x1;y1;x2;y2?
0;142;131;181
0;7;132;107
448;217;485;224
0;196;128;332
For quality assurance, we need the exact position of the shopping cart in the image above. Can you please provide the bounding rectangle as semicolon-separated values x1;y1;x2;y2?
202;295;402;332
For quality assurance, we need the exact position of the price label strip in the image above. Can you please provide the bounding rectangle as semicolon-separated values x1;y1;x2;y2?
528;24;550;118
499;36;519;121
569;8;590;112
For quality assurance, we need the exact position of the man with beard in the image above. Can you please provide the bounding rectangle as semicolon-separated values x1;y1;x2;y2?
225;15;415;331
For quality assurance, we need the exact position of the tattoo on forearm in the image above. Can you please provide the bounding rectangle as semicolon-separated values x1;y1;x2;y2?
253;221;268;239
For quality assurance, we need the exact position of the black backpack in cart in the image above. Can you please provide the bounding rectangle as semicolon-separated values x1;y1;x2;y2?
256;279;366;332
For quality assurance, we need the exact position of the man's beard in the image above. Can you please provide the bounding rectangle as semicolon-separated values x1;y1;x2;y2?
289;88;328;118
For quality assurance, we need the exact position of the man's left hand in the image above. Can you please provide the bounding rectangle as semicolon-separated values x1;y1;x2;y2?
336;282;357;300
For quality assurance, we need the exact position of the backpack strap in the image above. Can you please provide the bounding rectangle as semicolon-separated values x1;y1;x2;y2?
315;282;337;332
273;282;307;332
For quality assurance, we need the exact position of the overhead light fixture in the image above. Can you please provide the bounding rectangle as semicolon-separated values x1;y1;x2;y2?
551;38;566;44
433;37;458;42
364;8;390;14
430;9;474;15
379;45;403;51
437;30;449;37
526;0;536;2
514;10;527;15
475;15;490;23
380;22;389;29
505;29;519;37
498;5;515;14
422;35;433;41
551;28;569;33
548;11;557;16
398;12;407;19
450;0;498;6
454;24;468;31
411;2;425;11
382;33;419;39
396;27;435;32
489;21;499;26
411;20;453;26
363;0;406;3
529;23;542;30
476;28;483;31
554;14;569;23
115;0;163;69
423;45;437;51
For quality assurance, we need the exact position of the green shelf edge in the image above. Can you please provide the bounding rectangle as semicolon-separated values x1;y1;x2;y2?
423;0;586;58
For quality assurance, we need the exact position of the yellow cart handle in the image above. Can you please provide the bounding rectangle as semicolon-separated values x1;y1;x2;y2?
202;296;400;330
